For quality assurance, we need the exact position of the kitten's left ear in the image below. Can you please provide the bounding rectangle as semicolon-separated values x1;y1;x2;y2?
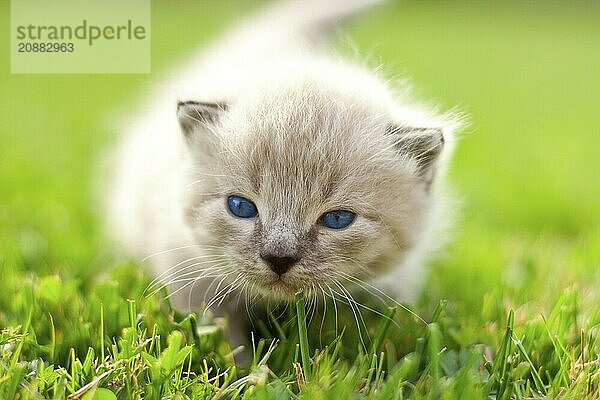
177;100;228;138
388;125;444;180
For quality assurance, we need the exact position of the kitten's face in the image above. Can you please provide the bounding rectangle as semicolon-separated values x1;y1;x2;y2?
180;83;442;299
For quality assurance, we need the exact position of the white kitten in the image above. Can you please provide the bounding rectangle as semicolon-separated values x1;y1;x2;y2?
105;0;458;334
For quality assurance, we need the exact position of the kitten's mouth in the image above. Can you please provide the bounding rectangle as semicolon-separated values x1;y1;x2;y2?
268;277;293;289
244;266;306;297
261;275;300;296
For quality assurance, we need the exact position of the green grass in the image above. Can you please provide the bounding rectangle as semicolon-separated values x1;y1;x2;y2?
1;0;599;398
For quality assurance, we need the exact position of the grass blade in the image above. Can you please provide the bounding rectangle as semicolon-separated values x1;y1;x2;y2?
295;291;311;381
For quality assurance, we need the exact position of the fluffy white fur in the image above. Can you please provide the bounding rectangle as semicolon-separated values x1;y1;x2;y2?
105;0;458;331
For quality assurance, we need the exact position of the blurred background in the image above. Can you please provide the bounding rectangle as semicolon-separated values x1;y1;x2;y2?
1;0;599;349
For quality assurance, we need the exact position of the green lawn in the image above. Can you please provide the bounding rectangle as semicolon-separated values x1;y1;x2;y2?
1;1;599;398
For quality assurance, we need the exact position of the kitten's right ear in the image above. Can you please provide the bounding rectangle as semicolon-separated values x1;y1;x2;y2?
177;101;228;138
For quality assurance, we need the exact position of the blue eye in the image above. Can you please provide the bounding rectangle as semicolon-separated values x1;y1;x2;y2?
319;210;356;229
227;195;258;218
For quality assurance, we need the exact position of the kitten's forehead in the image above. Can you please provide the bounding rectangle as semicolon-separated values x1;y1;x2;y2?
217;81;406;219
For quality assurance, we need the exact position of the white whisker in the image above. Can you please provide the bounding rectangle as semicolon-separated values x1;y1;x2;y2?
331;280;368;350
337;271;427;325
141;244;202;262
144;254;229;295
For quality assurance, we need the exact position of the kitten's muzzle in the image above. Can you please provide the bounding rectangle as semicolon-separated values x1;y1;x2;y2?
260;253;300;276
